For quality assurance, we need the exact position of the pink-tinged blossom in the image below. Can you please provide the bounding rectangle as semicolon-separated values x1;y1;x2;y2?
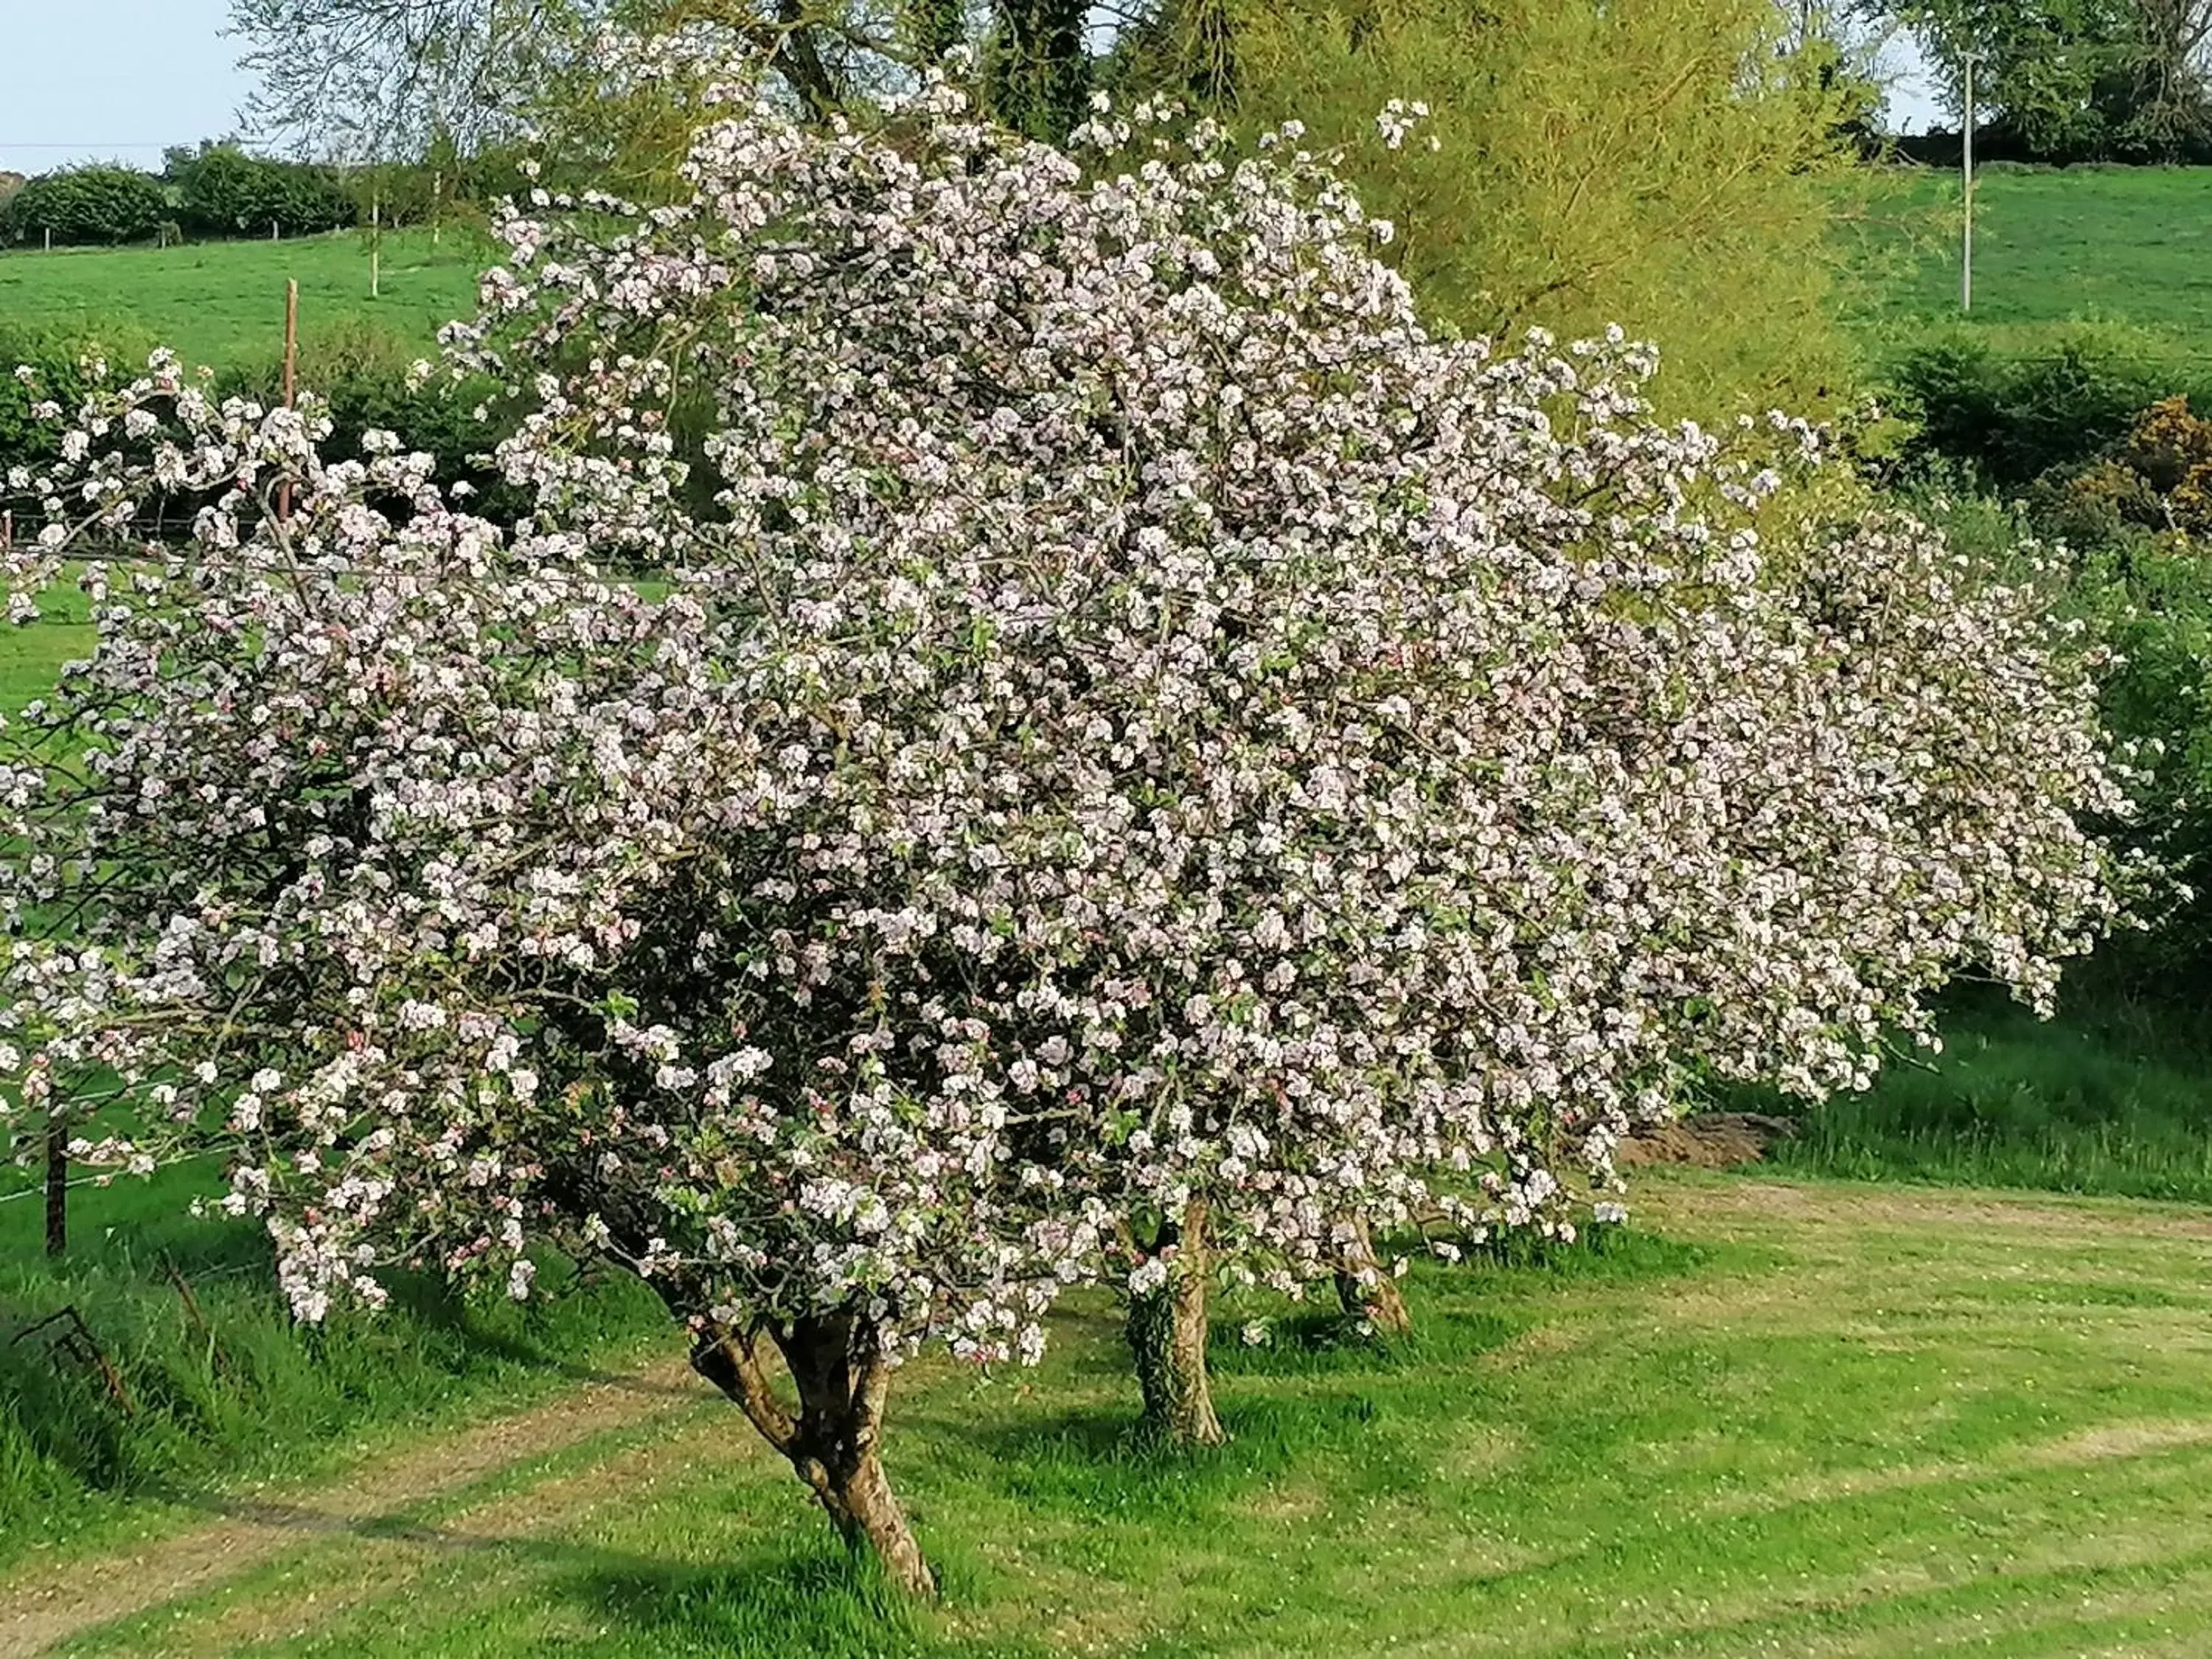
0;68;2135;1583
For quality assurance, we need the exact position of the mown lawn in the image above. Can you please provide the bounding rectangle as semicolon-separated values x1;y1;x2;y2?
12;1175;2212;1657
0;231;482;372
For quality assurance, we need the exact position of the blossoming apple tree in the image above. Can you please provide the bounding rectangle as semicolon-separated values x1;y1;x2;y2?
430;80;2129;1427
1;70;2129;1590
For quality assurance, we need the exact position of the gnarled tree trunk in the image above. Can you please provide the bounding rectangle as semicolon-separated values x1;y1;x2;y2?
1126;1197;1226;1447
691;1310;934;1596
1332;1210;1412;1338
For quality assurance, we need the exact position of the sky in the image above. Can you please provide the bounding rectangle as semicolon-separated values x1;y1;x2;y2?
0;1;1949;177
0;0;257;176
1882;34;1948;132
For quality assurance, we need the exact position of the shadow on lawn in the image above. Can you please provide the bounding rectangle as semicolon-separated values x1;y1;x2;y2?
568;1548;1028;1659
128;1495;1032;1659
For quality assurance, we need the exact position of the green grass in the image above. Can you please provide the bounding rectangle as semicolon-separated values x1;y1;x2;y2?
0;1147;669;1574
20;1176;2212;1657
0;231;483;372
1;587;96;717
1852;164;2212;347
1723;986;2212;1203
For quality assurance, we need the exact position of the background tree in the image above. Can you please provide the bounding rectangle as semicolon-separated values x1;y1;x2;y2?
987;0;1090;140
1888;0;2212;159
230;0;973;155
164;143;358;239
1779;2;1895;154
1119;0;1877;421
0;166;172;248
231;0;599;156
1912;1;2140;153
2120;0;2212;152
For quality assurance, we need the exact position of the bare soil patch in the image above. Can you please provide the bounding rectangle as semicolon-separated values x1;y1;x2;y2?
1619;1113;1798;1170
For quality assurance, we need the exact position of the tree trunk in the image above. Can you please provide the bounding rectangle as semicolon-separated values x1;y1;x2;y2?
1126;1197;1226;1447
804;1423;933;1594
988;0;1091;143
690;1312;935;1596
1333;1211;1412;1338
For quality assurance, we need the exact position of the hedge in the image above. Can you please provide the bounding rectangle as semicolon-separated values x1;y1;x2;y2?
171;149;356;240
0;167;171;247
1884;323;2212;487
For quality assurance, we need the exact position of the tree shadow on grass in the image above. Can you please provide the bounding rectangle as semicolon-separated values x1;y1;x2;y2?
1204;1304;1522;1380
966;1385;1407;1527
369;1272;697;1400
53;1500;1019;1659
566;1543;1052;1659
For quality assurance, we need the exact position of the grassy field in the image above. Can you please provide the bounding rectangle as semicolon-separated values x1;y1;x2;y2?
1853;164;2212;344
0;167;2205;375
7;1176;2212;1657
0;231;481;371
1;596;96;716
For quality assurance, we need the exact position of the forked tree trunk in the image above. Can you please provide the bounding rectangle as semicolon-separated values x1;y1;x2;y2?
691;1311;934;1596
1332;1211;1413;1338
1126;1197;1227;1447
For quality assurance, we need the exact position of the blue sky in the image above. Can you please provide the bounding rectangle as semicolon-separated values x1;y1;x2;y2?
0;0;256;175
0;1;1946;176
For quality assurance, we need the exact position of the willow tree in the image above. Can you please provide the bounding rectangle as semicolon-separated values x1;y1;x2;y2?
1115;0;1874;422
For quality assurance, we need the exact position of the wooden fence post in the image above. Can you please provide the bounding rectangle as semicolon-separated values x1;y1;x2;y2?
45;1110;66;1257
15;499;63;1256
277;280;299;525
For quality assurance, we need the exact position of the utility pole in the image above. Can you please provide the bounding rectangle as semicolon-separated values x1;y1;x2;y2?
1962;50;1980;313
